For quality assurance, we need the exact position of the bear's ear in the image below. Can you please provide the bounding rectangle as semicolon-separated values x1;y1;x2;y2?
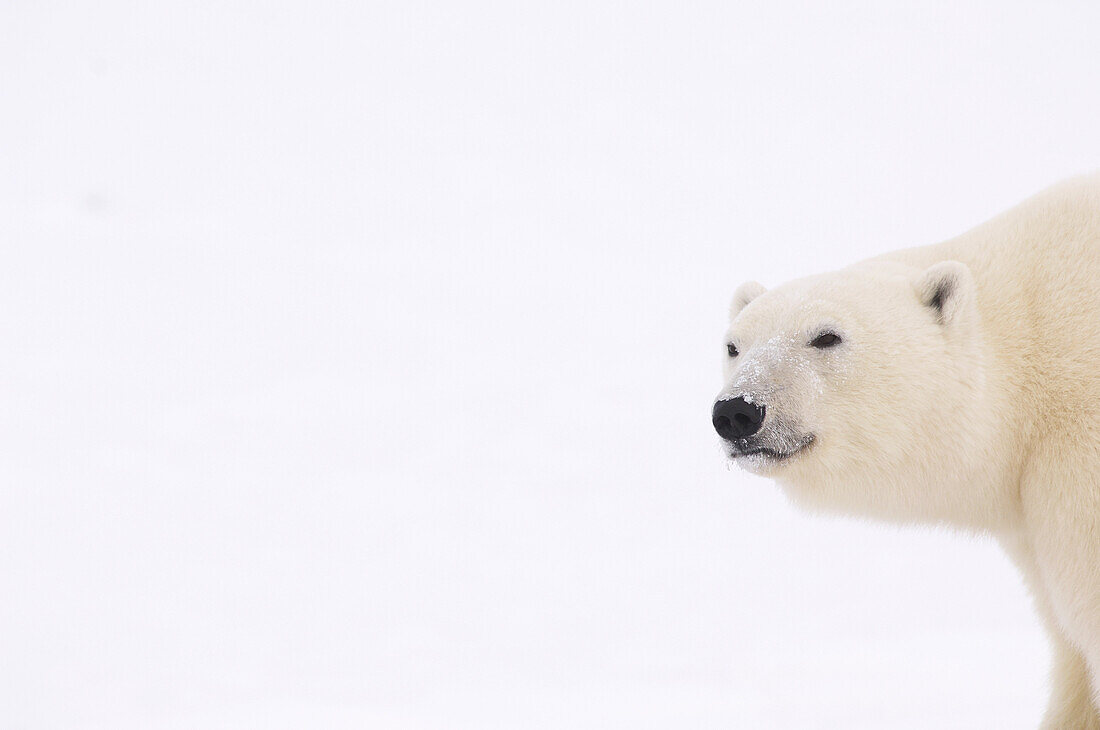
730;281;766;317
917;261;974;326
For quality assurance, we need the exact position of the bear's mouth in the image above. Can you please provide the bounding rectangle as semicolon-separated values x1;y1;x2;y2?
729;434;815;463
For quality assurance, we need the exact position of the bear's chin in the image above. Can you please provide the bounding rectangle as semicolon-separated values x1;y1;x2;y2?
731;452;790;475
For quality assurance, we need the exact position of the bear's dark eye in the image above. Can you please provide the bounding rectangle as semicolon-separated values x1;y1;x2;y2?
726;343;738;357
810;332;841;349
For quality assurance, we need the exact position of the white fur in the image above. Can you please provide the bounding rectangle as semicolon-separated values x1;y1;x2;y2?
717;174;1100;728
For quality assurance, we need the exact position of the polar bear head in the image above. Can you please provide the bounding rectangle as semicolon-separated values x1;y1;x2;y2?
713;259;991;522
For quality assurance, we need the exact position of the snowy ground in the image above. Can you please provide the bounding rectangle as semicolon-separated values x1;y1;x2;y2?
3;1;1100;728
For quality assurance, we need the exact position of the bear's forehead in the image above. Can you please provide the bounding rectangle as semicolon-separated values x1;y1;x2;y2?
732;267;910;337
735;285;843;334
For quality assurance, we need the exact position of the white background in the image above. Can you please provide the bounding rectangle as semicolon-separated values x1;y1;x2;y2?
3;2;1099;728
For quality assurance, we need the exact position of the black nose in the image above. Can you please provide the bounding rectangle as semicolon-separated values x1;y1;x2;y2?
712;397;765;441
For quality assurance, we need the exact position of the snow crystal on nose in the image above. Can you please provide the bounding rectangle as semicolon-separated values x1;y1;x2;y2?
730;336;786;396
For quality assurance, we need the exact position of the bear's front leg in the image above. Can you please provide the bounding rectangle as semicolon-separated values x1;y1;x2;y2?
1000;532;1100;728
1041;636;1100;730
1012;431;1100;728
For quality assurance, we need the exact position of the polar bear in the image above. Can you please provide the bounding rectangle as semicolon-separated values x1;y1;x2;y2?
713;174;1100;728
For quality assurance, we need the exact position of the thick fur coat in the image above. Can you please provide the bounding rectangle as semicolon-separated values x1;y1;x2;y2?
715;175;1100;728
